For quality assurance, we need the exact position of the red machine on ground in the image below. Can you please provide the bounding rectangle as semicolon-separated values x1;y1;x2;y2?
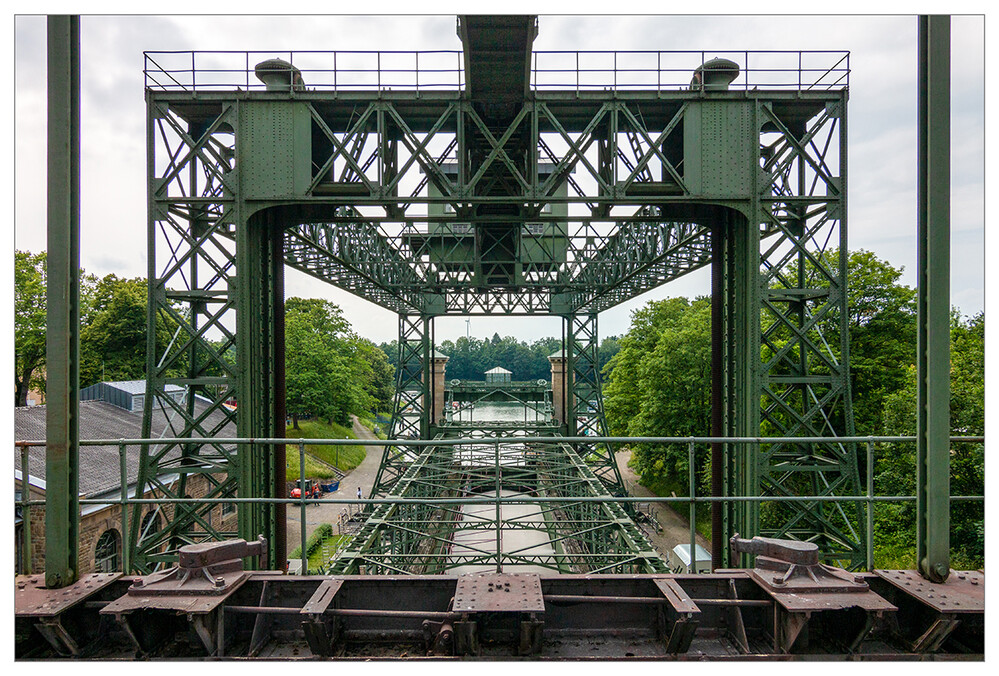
290;479;321;499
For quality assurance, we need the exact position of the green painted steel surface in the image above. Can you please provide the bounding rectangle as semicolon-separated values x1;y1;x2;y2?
136;20;863;571
329;433;668;575
45;15;82;588
916;15;951;583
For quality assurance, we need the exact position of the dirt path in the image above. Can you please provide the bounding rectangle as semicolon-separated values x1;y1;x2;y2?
615;447;710;564
285;415;384;562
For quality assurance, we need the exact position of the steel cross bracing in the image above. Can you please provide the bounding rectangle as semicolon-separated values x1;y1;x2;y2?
369;315;429;497
138;26;861;570
329;436;668;575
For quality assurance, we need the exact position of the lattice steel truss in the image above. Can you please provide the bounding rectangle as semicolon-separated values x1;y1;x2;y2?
138;33;861;571
329;438;668;575
135;100;242;571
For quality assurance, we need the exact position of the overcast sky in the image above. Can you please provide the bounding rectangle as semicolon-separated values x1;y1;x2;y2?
12;11;987;346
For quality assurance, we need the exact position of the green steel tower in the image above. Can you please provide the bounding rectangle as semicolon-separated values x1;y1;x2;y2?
134;16;861;573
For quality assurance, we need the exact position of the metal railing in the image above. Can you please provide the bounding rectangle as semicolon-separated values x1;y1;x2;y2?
143;49;849;92
15;433;980;576
531;50;849;91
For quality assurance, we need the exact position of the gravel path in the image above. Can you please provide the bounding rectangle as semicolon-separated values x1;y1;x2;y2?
615;447;711;565
285;416;384;559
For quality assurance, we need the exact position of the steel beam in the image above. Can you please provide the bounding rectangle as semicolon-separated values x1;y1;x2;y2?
916;15;951;583
45;15;81;588
235;209;284;569
137;29;861;571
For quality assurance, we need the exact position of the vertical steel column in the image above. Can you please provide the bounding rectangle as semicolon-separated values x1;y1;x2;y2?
272;223;287;570
567;313;625;493
725;209;760;563
235;210;281;569
710;220;724;569
372;315;431;496
916;14;951;584
136;96;239;571
45;14;81;588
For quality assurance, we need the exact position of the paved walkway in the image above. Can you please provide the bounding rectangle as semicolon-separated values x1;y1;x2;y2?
285;415;384;558
615;447;711;565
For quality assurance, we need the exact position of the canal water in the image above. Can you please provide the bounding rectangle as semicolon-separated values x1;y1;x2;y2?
449;400;547;424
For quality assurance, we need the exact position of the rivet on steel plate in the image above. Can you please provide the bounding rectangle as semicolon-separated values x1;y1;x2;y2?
133;578;144;587
214;577;225;588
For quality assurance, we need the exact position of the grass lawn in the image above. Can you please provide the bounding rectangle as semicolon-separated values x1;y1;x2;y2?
285;419;366;481
289;529;353;572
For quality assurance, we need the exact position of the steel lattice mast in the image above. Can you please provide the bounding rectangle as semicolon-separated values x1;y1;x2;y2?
135;15;862;572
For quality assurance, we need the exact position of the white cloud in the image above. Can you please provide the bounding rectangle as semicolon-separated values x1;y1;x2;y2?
12;14;986;346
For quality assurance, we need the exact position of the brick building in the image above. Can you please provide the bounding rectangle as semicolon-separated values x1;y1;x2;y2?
14;381;237;574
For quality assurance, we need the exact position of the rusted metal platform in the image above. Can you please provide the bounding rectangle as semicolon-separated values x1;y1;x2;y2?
14;566;984;659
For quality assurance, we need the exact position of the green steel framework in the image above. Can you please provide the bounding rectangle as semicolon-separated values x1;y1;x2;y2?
134;22;863;572
329;438;667;575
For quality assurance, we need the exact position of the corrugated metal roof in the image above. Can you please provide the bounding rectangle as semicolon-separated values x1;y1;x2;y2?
103;380;183;395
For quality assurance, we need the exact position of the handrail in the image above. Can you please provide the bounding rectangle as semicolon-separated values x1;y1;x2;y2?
15;433;980;575
143;49;849;92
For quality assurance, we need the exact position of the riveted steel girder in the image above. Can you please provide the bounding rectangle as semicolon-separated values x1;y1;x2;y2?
916;15;951;583
45;15;82;588
141;35;860;571
329;436;667;576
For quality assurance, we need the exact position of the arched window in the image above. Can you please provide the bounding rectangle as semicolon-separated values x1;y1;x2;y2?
139;511;161;547
94;529;121;573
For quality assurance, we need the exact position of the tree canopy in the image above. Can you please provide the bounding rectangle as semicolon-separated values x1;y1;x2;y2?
284;297;393;427
600;250;984;568
14;251;48;406
15;252;164;405
380;333;618;383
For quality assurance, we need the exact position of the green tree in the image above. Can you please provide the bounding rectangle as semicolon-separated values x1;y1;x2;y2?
14;251;47;406
284;298;373;428
603;297;712;495
14;251;101;404
876;312;984;568
842;250;917;436
603;297;695;437
79;276;152;386
357;339;395;413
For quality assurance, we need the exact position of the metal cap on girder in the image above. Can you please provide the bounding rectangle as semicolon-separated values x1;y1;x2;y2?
254;58;305;91
690;57;740;91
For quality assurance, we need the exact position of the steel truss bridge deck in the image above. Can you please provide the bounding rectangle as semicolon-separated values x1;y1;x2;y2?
331;429;665;576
